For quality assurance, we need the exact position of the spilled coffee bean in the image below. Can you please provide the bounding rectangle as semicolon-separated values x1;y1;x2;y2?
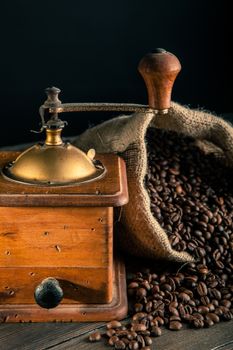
88;331;101;342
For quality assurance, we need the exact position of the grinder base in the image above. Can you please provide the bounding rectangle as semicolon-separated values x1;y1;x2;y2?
0;258;127;322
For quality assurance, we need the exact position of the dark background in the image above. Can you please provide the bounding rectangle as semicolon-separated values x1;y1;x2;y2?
0;0;232;147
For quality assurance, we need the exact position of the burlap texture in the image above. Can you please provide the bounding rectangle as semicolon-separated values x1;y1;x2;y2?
73;102;233;262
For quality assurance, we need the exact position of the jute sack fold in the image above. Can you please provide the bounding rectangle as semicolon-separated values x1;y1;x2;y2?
73;102;233;262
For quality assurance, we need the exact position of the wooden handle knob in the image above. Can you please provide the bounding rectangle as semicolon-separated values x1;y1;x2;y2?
34;277;63;309
138;48;181;111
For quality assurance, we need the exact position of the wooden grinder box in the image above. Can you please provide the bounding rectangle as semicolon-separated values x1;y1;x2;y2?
0;82;132;322
0;151;128;322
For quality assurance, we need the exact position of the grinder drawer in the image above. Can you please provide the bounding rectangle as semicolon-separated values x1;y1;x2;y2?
0;267;112;304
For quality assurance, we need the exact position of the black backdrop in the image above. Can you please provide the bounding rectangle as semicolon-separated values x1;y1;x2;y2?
0;0;232;146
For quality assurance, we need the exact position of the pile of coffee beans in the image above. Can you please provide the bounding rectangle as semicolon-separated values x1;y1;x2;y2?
88;319;154;349
145;128;233;278
88;128;233;349
145;127;233;262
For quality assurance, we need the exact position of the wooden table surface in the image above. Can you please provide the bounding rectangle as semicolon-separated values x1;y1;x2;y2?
0;318;232;349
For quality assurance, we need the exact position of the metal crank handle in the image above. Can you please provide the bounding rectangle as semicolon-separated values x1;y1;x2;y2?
40;48;181;121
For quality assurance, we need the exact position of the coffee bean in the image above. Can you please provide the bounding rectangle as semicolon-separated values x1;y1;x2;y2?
150;326;162;337
136;334;145;347
129;340;139;350
88;331;101;342
206;313;220;323
212;299;219;307
134;303;144;312
175;184;183;194
115;340;126;349
222;311;233;321
132;312;147;322
116;330;129;337
154;316;165;326
170;315;181;322
169;321;182;330
161;283;172;292
219;306;229;314
198;266;209;275
106;329;116;337
192;318;204;328
207;303;215;312
107;320;122;329
108;335;119;346
214;308;223;318
127;331;137;340
221;300;231;309
192;313;204;321
178;292;190;303
121;338;130;346
145;301;153;312
197;282;208;296
140;330;151;336
204;318;214;327
200;296;210;305
131;324;147;332
178;304;188;319
169;306;179;316
209;288;222;300
136;288;147;299
197;306;209;315
144;336;152;346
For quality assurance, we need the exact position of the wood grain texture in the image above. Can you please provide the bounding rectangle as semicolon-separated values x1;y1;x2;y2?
0;207;113;267
0;152;128;207
0;206;113;307
0;259;127;322
0;319;232;349
0;267;111;304
138;50;181;110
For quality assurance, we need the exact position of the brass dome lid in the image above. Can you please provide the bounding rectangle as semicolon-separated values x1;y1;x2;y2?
2;138;105;186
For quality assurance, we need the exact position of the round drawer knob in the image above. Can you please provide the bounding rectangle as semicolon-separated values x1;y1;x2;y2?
34;277;63;309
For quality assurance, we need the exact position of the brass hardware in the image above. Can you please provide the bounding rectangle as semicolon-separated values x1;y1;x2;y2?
45;129;63;146
87;149;96;160
2;142;105;186
2;88;106;186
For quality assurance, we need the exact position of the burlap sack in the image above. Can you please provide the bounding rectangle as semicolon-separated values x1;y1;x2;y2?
73;102;233;262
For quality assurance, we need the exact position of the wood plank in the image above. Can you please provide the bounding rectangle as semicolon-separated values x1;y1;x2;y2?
0;320;232;350
0;323;106;350
0;153;128;207
48;321;233;350
0;207;113;267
